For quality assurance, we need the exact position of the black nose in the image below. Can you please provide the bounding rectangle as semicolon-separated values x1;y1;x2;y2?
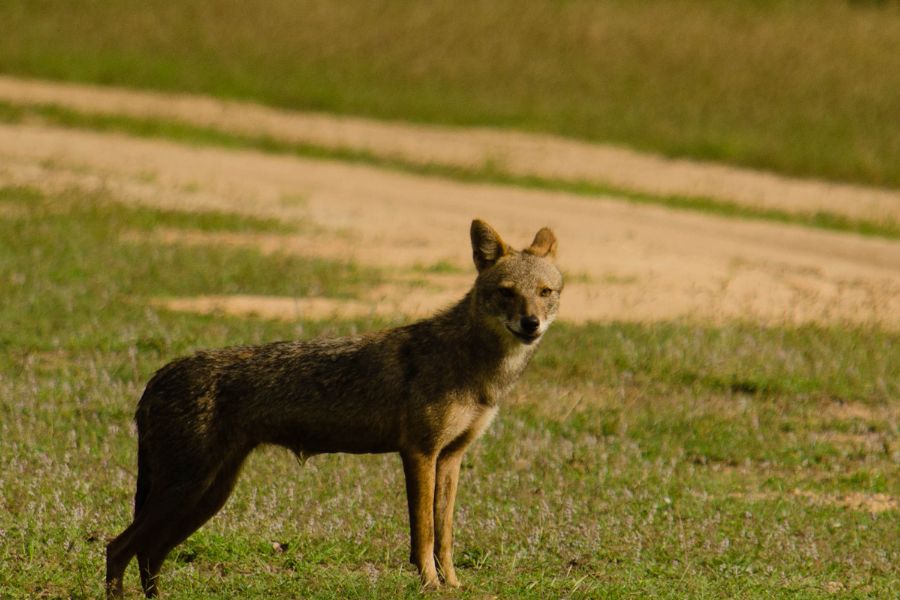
520;315;540;334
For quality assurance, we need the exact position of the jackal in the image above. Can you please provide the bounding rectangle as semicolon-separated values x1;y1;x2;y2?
106;219;562;597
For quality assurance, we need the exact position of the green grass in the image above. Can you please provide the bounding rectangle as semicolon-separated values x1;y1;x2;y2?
0;186;382;358
4;100;900;241
1;1;899;189
1;186;897;597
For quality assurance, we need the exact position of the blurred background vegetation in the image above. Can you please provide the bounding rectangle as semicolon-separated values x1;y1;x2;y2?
1;0;898;187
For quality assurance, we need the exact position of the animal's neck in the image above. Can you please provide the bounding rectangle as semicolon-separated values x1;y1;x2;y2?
427;291;536;402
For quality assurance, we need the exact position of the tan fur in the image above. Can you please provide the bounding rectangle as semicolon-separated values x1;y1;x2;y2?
434;403;498;450
105;219;562;597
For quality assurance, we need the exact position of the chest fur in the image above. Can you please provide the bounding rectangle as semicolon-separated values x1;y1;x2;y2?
436;403;499;450
481;343;533;403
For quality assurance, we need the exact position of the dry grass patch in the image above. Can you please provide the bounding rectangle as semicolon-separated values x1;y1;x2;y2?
744;490;898;515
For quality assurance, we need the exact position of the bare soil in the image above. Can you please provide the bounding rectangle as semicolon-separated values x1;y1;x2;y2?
741;490;897;514
2;75;900;223
2;117;899;328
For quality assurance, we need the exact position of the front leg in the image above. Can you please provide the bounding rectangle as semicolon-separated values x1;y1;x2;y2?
401;451;440;589
433;449;464;587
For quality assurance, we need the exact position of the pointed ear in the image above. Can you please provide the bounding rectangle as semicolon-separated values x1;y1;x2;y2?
525;227;557;259
470;219;510;272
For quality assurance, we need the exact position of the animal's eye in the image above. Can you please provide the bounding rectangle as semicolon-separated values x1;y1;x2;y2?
540;288;553;298
499;287;515;298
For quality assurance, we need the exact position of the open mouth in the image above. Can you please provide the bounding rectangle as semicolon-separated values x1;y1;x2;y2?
506;325;541;344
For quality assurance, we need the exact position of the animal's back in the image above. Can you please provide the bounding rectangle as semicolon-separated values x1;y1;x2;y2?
134;323;454;459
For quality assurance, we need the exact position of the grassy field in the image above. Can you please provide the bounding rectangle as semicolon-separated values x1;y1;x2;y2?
1;0;899;188
1;186;897;598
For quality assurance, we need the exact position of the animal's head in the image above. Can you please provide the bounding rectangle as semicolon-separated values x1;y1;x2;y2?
470;219;563;345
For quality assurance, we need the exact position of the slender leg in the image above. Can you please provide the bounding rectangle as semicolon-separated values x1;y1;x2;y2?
138;458;244;597
137;553;153;597
401;451;440;589
433;450;464;587
106;482;205;599
138;552;163;599
107;519;143;599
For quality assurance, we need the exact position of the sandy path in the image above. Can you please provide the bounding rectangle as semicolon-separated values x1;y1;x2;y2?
1;75;899;225
2;122;899;329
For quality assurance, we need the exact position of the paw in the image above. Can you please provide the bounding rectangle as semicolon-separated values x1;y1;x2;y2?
436;557;460;588
443;573;461;588
105;578;124;599
421;575;441;591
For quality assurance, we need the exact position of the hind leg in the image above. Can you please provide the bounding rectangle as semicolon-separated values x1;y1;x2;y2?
138;456;245;597
107;519;144;599
137;554;154;597
106;480;208;599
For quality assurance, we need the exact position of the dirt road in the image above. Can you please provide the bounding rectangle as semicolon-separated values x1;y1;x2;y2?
1;105;898;329
2;75;899;224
